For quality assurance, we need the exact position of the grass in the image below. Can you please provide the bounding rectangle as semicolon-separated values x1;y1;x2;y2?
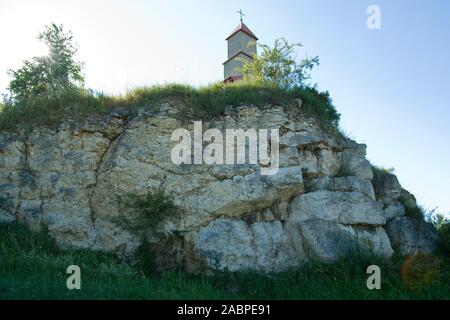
398;194;425;220
371;165;395;181
0;81;340;132
1;221;449;300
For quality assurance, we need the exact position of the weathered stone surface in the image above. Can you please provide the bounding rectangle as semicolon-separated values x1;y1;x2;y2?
373;172;402;204
305;176;375;199
0;104;436;273
339;146;373;180
386;217;437;255
383;201;406;221
298;221;393;261
289;190;385;226
195;219;303;272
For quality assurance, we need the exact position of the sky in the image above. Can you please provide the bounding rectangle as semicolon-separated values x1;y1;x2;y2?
0;0;449;216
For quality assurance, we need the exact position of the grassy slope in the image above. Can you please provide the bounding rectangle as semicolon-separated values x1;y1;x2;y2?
0;81;340;131
1;222;449;300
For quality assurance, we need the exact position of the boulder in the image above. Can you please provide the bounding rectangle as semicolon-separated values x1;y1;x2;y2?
195;219;302;272
289;190;385;226
383;201;406;221
373;172;402;204
386;217;437;255
339;147;373;180
297;220;393;261
305;176;375;199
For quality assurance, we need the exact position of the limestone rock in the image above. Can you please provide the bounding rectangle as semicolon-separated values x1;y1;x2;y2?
386;217;437;255
305;176;375;199
298;220;393;261
383;201;406;221
195;219;303;272
0;104;437;273
373;172;402;204
339;146;373;180
289;190;385;226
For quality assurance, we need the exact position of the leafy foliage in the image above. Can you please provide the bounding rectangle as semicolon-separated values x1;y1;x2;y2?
399;194;425;219
239;38;319;89
117;188;178;235
430;214;450;256
7;23;84;101
371;165;395;181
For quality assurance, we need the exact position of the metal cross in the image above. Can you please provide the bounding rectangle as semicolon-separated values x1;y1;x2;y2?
237;9;245;22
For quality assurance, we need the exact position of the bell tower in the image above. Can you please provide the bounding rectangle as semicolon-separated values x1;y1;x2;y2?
223;10;258;82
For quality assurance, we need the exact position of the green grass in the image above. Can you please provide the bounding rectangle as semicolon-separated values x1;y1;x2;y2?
1;222;449;300
398;194;425;219
0;81;340;132
371;165;395;181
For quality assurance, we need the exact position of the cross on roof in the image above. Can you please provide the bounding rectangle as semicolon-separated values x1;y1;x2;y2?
237;9;245;22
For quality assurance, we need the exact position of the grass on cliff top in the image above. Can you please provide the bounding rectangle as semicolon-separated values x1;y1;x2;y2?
0;81;340;131
1;221;449;300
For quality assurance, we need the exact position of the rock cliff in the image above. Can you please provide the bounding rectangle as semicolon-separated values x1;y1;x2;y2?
0;102;437;272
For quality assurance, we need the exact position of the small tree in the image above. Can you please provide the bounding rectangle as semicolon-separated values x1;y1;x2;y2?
8;23;84;101
240;38;319;89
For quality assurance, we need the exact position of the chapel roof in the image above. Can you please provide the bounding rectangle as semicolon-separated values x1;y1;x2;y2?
226;21;258;41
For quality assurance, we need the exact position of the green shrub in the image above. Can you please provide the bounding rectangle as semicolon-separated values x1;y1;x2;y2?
399;194;425;220
239;37;319;89
117;188;178;235
371;164;395;181
432;214;450;256
134;238;156;276
296;87;340;128
116;188;178;275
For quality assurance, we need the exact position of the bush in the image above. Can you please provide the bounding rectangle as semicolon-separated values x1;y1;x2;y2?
134;238;156;276
117;188;178;235
240;38;319;89
371;165;395;181
432;214;450;256
398;194;425;220
296;86;340;128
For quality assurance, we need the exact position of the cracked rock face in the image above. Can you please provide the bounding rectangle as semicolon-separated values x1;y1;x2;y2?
0;105;437;273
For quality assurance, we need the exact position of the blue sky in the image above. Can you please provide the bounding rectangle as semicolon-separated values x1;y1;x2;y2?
0;0;449;216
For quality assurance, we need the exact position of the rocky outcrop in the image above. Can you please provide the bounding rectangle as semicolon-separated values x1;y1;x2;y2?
386;217;437;255
0;103;437;273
